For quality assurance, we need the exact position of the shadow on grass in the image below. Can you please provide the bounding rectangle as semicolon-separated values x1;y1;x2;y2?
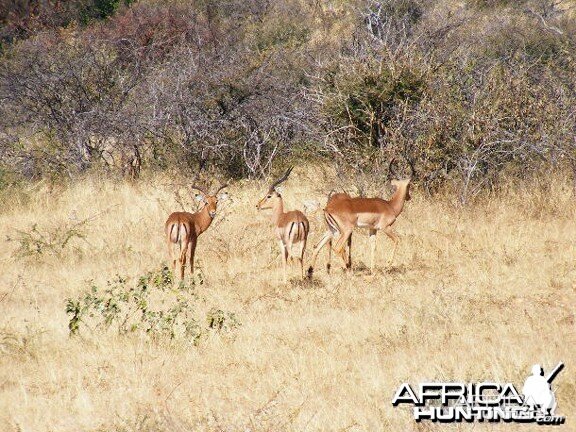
290;276;325;289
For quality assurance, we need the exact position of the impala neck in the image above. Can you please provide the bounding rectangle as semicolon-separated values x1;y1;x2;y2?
390;184;409;216
197;205;214;234
271;197;285;225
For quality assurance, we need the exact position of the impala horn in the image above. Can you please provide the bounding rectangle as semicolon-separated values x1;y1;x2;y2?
213;183;228;195
269;166;294;193
190;184;209;196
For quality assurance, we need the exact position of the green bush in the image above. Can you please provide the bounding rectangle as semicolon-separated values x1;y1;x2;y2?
321;60;424;149
8;220;88;260
65;266;240;344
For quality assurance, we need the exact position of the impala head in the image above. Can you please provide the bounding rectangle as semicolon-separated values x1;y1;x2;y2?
390;178;411;201
192;184;228;218
256;166;293;210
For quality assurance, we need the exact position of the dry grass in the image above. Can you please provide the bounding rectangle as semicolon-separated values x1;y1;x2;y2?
0;167;575;431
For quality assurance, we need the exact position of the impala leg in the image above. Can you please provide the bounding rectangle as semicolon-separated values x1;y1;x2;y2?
279;241;288;283
337;248;348;270
338;248;349;270
179;242;187;281
288;240;296;280
307;231;332;277
188;239;196;277
347;233;352;270
333;229;353;270
384;226;399;266
369;229;377;273
288;241;293;265
326;237;332;274
298;240;306;279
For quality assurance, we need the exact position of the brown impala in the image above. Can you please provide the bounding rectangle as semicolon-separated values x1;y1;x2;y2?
165;184;228;281
256;167;310;282
308;179;411;276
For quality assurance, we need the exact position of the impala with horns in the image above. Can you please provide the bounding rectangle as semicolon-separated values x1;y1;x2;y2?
307;179;411;277
256;167;310;282
165;183;228;282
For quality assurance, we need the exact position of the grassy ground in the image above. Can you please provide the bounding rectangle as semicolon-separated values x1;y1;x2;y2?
0;167;574;431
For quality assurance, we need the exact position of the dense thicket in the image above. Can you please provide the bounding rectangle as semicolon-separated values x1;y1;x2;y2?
1;0;575;200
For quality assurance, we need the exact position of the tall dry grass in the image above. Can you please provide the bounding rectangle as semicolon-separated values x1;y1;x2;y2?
0;167;574;431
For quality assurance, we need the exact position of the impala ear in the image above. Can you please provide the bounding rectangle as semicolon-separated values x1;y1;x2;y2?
194;193;204;202
218;192;229;201
275;186;284;194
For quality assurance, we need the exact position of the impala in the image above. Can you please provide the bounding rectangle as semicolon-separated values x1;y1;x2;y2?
307;179;411;276
165;184;228;281
256;167;310;282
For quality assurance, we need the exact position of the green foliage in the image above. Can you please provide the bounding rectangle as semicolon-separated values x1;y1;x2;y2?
65;266;240;344
95;0;123;19
321;60;424;148
7;220;88;259
81;0;137;22
206;308;240;331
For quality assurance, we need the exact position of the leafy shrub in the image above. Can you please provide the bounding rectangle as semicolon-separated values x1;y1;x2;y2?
320;60;424;149
90;0;136;20
7;220;88;259
65;266;240;344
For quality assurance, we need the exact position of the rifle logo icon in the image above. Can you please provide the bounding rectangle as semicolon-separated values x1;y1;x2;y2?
522;362;564;415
